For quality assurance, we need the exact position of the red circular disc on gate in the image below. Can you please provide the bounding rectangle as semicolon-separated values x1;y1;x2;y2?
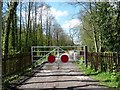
61;55;69;63
48;55;55;63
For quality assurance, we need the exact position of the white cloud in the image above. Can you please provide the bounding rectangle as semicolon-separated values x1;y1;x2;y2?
50;7;69;19
21;11;27;17
21;6;69;24
62;19;81;29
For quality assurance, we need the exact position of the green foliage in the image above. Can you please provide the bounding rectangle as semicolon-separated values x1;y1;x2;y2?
117;73;120;90
2;2;74;56
80;2;120;53
77;59;120;89
80;13;94;50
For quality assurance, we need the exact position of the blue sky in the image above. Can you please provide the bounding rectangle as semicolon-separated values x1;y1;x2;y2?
3;1;81;31
46;2;81;33
45;2;82;44
3;1;82;43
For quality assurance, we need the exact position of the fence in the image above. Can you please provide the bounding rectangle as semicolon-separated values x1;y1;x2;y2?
2;53;32;79
31;46;82;64
80;50;120;72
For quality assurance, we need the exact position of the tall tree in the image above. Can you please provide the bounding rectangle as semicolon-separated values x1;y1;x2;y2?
19;2;22;52
45;5;50;46
90;2;99;52
4;1;18;57
70;2;99;52
11;3;17;53
0;1;2;57
1;2;74;55
34;2;37;46
40;4;43;46
0;2;3;87
80;2;120;53
26;2;31;51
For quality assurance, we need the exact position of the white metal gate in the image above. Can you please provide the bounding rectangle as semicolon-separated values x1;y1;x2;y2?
31;46;82;66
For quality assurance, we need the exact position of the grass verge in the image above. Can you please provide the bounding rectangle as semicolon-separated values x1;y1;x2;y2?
75;60;120;90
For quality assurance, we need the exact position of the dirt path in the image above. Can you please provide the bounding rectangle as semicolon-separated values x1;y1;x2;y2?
16;61;116;90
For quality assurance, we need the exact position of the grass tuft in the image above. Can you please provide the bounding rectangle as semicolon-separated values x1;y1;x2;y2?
75;59;120;89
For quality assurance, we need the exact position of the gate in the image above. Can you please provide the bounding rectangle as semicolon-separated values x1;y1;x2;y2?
31;46;82;66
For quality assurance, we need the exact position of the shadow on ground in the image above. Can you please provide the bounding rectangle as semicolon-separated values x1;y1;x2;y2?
6;62;117;90
8;84;116;90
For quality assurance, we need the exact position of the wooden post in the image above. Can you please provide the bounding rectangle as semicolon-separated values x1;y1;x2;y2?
31;47;34;69
84;46;88;68
31;47;33;63
117;53;120;71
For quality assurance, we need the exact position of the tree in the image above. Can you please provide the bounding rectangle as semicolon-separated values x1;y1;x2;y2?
90;2;118;52
0;1;2;57
34;2;37;46
26;2;31;51
0;2;3;87
80;15;94;51
79;1;120;53
39;3;44;46
4;1;18;57
69;2;99;52
2;1;74;56
11;1;18;53
19;2;22;52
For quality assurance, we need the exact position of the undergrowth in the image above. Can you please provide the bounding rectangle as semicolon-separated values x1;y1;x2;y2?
75;59;120;90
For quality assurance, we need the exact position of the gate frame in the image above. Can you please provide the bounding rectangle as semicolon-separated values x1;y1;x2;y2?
31;46;85;65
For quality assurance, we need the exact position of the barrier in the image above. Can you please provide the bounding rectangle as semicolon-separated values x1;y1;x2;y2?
61;55;69;63
48;55;56;63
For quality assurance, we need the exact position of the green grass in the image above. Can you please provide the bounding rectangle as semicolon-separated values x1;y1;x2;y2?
92;72;118;88
75;60;120;89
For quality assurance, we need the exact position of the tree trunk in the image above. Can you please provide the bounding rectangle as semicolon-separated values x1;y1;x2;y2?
40;7;43;46
19;2;22;52
14;10;18;52
46;10;49;46
11;14;15;51
48;17;51;46
92;25;99;52
35;2;37;46
99;32;102;52
4;2;18;57
0;2;3;87
90;2;99;52
26;2;31;50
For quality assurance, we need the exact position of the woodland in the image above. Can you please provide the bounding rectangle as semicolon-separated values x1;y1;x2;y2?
0;1;120;56
0;1;120;89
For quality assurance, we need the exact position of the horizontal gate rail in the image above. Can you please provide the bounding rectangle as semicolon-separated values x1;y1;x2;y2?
31;46;83;66
32;46;83;48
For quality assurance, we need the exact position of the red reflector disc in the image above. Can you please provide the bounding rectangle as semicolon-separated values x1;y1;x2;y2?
48;55;55;63
61;55;69;63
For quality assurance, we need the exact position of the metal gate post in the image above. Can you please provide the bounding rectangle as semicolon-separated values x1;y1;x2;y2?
57;46;60;69
84;46;88;68
57;46;59;57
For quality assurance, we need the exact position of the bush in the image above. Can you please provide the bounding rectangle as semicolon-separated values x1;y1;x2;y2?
117;73;120;90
